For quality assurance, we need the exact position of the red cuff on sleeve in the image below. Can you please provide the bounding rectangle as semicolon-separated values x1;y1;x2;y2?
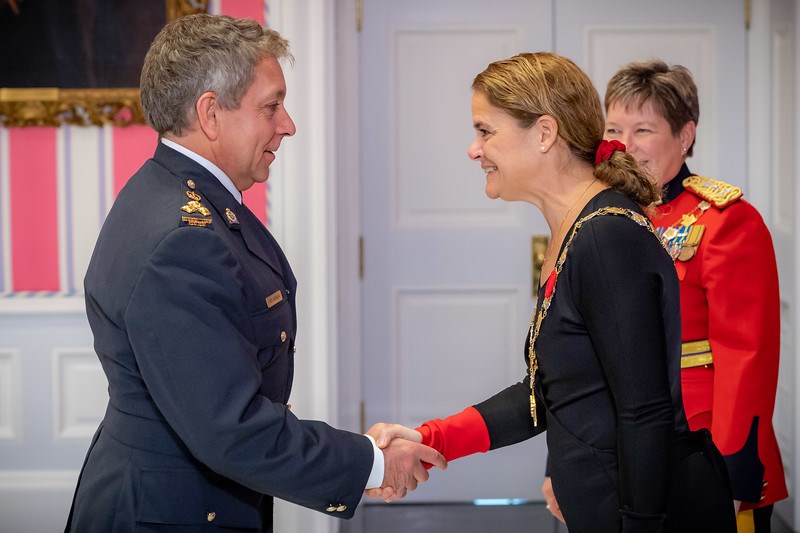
416;406;490;468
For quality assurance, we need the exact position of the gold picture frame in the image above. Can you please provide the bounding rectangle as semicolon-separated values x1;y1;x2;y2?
0;0;208;128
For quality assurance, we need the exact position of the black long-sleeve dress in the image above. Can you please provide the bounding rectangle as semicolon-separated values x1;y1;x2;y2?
471;189;735;532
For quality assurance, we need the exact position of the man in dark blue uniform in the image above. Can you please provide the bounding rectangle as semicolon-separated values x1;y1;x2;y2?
65;14;444;532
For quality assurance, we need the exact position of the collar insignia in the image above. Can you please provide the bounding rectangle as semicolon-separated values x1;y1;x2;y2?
225;207;240;225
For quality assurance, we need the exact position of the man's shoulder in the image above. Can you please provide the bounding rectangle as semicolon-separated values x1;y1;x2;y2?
112;162;199;225
94;168;214;274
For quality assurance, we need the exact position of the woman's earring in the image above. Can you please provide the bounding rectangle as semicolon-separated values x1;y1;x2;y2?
539;145;546;153
682;147;688;153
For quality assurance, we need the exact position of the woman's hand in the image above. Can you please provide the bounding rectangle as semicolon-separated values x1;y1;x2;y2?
367;422;422;448
541;476;565;524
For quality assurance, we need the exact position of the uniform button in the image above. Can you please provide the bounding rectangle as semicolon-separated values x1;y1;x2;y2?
280;331;287;343
207;511;216;522
336;505;347;512
762;481;769;488
760;494;766;502
293;345;297;353
325;505;337;513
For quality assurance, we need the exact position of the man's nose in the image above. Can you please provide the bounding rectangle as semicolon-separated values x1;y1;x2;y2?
281;108;297;137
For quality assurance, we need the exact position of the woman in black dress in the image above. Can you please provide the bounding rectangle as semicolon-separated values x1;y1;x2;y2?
367;52;736;532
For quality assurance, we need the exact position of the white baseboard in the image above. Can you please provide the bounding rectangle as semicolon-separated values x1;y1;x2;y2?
0;470;78;533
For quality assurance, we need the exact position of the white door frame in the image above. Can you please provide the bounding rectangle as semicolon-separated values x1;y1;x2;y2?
747;0;799;528
332;0;364;440
266;1;351;531
794;0;800;523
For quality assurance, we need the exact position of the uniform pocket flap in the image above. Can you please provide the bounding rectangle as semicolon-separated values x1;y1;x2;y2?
136;468;261;527
251;302;292;348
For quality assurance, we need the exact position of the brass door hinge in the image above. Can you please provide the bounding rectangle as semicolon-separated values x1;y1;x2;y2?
359;400;366;434
356;0;363;32
745;0;751;30
531;235;549;298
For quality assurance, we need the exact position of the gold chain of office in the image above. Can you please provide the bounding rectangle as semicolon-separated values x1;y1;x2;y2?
527;207;670;426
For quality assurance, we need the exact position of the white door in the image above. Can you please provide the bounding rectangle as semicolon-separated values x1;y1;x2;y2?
360;0;747;503
360;0;554;502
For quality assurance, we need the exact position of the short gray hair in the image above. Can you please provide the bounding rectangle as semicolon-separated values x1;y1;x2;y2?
605;60;699;156
140;14;292;136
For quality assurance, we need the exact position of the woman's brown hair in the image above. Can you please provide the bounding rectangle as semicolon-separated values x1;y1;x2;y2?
473;52;660;206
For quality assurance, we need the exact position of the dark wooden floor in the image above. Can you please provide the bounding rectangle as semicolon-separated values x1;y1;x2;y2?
349;502;566;533
341;502;795;533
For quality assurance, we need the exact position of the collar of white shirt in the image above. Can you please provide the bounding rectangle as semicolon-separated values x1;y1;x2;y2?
160;137;242;204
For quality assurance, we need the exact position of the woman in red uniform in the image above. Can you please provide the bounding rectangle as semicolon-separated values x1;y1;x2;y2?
544;59;788;532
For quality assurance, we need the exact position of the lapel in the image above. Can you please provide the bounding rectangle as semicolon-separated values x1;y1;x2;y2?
236;203;298;316
232;203;287;281
152;143;286;281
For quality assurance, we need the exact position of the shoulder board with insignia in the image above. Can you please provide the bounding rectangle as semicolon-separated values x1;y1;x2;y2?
178;185;213;228
180;216;213;228
682;176;743;209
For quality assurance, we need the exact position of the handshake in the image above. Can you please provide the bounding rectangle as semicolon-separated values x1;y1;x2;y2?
364;423;447;502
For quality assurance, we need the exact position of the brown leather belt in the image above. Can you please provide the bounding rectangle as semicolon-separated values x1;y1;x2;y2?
681;340;713;368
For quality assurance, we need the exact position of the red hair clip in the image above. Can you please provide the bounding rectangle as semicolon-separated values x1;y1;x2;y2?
595;140;626;165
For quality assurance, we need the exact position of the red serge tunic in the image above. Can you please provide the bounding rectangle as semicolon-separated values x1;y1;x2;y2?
649;164;787;509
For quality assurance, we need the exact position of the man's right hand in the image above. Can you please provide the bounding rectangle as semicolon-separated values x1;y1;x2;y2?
365;436;446;502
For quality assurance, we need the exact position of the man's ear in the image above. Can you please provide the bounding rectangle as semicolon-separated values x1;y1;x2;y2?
536;115;559;153
196;91;220;141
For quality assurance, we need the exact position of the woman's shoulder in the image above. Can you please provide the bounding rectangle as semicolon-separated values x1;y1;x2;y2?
570;189;666;258
562;190;676;292
583;187;641;212
577;189;646;231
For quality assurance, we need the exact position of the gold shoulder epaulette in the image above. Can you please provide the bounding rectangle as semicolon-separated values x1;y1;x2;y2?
682;176;743;209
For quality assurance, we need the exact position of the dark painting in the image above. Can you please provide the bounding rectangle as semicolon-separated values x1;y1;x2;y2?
0;0;206;126
0;0;166;88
